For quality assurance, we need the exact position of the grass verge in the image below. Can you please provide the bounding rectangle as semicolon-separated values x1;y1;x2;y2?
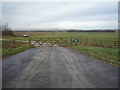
2;40;33;57
2;45;32;57
72;45;119;65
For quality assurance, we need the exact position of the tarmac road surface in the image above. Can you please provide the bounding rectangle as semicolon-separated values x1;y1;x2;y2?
2;47;118;88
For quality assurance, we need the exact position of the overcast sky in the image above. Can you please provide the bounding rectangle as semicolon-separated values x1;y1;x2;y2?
1;0;118;30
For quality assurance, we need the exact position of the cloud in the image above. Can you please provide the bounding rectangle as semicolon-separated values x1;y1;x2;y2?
2;2;118;30
0;3;2;19
2;0;120;2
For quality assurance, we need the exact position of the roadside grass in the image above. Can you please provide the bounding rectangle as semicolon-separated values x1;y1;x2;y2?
2;41;33;57
72;45;119;65
0;48;2;58
0;40;2;58
2;46;32;57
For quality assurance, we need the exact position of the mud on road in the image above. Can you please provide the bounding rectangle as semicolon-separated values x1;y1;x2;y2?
2;47;118;88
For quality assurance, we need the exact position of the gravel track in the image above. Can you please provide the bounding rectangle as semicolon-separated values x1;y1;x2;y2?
2;47;118;88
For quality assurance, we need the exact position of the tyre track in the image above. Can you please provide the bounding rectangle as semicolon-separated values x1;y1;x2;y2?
56;47;94;88
56;47;118;88
7;47;51;88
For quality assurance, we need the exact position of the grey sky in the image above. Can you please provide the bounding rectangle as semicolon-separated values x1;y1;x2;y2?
1;1;118;30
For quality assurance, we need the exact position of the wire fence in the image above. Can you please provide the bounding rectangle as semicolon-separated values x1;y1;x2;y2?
74;38;120;48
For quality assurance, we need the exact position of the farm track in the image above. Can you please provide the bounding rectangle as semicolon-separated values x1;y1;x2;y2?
2;46;118;88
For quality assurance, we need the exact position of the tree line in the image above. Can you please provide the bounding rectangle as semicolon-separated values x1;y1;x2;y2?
67;30;116;32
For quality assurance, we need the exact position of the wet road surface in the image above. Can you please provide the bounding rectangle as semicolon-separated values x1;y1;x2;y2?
2;47;118;88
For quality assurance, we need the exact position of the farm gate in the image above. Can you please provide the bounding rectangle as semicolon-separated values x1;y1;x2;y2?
29;37;72;47
27;37;119;48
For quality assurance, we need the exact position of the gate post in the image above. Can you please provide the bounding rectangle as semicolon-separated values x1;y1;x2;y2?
28;37;31;46
113;41;116;48
71;37;73;45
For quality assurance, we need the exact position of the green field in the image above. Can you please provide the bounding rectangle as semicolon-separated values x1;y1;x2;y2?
2;31;119;65
31;32;118;40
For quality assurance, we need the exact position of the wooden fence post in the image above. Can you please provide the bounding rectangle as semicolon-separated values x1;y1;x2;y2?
71;37;73;45
28;37;31;46
51;38;52;45
86;39;88;45
114;41;116;48
13;39;15;44
100;40;102;45
118;41;120;48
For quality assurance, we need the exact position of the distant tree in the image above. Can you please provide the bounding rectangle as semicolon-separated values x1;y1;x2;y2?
2;23;14;36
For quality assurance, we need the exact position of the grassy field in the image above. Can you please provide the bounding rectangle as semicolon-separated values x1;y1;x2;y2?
2;31;119;65
30;32;118;40
4;31;118;40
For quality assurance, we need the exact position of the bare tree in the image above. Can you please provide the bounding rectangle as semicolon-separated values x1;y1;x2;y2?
2;23;14;36
0;20;1;31
0;19;1;29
